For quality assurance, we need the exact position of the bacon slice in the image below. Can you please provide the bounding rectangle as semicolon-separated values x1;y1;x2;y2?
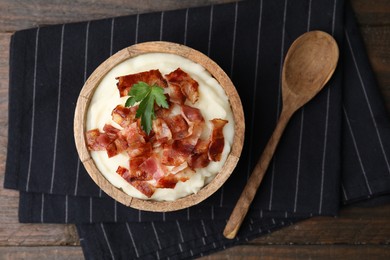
181;105;204;124
161;141;188;166
97;133;119;158
121;122;152;158
164;114;189;140
86;129;118;158
86;129;104;151
208;119;228;161
116;69;168;97
161;121;204;166
129;157;145;177
87;127;121;157
155;104;191;140
128;157;153;181
188;139;210;169
139;157;167;181
156;167;195;189
113;134;128;154
127;141;152;158
95;134;111;148
117;164;192;192
116;166;130;180
87;126;118;157
103;124;120;138
112;105;138;128
161;135;199;166
171;162;189;174
152;118;172;144
130;181;155;198
167;83;186;105
155;174;179;189
165;68;199;104
122;122;145;145
117;165;155;197
181;105;204;138
105;142;118;158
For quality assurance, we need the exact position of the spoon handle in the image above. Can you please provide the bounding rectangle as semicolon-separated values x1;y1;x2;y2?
223;109;293;239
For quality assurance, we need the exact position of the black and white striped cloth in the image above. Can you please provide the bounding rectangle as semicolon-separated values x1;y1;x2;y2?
5;0;390;259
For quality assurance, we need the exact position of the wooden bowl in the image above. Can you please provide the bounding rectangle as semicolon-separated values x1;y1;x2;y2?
74;41;244;212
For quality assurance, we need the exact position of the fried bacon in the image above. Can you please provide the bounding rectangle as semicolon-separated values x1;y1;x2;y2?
121;122;151;157
208;119;228;161
139;156;167;181
167;82;186;105
152;118;172;144
161;141;189;166
122;122;145;145
103;124;120;139
86;129;104;151
129;157;145;177
181;105;204;124
161;120;204;166
188;139;211;169
164;114;189;140
130;181;156;198
156;167;195;189
105;142;118;158
116;166;130;180
171;162;189;174
111;105;138;128
156;174;179;189
165;68;199;104
113;134;128;154
86;126;121;158
129;157;153;181
116;69;168;97
87;67;230;196
117;164;155;197
127;141;152;158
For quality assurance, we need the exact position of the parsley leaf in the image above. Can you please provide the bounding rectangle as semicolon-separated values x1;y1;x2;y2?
125;81;168;134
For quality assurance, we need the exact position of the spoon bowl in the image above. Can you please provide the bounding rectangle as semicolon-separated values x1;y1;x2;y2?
282;31;339;110
223;30;339;239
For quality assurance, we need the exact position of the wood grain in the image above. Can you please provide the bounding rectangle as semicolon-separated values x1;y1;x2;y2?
0;35;9;197
1;245;390;260
351;1;390;112
0;0;239;32
201;245;390;260
0;0;389;259
350;0;390;26
0;246;83;260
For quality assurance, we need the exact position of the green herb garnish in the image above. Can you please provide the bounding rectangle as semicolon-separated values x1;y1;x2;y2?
125;81;168;134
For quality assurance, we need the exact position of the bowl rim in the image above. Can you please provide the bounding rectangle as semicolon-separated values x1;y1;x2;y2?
74;41;245;212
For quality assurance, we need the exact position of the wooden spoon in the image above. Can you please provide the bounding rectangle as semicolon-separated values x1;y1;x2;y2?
223;30;339;239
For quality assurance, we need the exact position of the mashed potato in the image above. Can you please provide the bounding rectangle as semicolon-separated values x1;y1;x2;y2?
87;53;234;201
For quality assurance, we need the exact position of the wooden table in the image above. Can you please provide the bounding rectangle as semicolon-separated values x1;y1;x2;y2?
0;0;389;259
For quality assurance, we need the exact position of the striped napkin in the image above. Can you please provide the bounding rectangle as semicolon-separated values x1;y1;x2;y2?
4;0;390;258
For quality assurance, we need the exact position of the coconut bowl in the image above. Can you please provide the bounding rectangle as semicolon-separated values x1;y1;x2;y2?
74;41;244;212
